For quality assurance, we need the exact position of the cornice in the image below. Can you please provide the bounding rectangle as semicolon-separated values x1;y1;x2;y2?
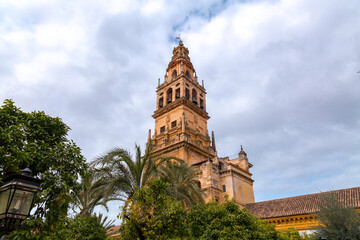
220;169;254;183
152;140;215;159
155;129;210;145
152;97;210;120
157;74;206;93
227;163;253;176
167;56;194;72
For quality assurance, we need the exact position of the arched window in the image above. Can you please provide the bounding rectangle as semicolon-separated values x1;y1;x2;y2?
192;89;197;104
167;88;173;103
175;88;180;99
159;97;163;108
200;99;204;109
185;88;190;100
186;70;191;78
172;70;177;78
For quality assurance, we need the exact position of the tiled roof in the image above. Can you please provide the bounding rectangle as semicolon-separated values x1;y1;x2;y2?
246;187;360;219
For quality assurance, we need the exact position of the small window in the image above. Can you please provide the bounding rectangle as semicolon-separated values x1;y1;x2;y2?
167;88;173;103
222;185;226;192
186;70;191;77
160;126;165;133
185;88;190;100
200;99;204;109
175;88;180;99
159;97;163;108
171;121;177;128
172;70;177;78
192;89;197;104
219;162;224;170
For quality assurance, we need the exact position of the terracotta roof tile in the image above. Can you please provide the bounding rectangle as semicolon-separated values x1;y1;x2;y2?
246;187;360;219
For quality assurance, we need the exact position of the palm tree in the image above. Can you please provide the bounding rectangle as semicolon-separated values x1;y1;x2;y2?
70;171;120;215
155;160;205;208
93;212;115;229
91;141;204;207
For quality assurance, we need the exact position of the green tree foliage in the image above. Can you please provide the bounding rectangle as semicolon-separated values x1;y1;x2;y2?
91;143;161;202
316;192;360;240
278;228;316;240
118;179;288;240
0;100;87;231
91;142;203;207
119;179;188;240
154;160;204;208
10;215;107;240
187;200;279;240
93;212;116;229
70;170;121;216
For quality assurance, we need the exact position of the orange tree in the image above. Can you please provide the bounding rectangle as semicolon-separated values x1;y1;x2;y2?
118;179;286;240
0;99;88;237
119;179;188;240
187;200;279;240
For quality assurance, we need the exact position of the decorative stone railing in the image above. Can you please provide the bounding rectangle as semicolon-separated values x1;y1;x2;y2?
153;133;215;155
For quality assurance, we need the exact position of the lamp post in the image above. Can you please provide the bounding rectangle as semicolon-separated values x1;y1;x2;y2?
0;167;42;239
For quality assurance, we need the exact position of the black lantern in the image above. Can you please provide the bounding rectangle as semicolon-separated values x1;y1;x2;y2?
0;168;42;233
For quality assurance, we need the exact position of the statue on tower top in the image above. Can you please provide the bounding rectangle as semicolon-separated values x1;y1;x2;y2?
176;35;183;46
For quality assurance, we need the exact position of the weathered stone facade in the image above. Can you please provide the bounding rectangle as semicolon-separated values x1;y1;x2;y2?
150;40;255;207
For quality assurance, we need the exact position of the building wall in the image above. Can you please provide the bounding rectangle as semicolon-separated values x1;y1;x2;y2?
266;209;360;231
266;214;318;231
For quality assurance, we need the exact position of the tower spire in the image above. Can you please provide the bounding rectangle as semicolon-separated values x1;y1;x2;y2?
166;38;195;75
147;129;151;143
212;131;216;152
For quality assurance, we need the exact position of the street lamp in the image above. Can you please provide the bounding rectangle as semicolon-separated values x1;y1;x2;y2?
0;167;42;239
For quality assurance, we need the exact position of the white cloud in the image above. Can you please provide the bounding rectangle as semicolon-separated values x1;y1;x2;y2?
1;0;360;224
141;0;165;15
34;23;86;50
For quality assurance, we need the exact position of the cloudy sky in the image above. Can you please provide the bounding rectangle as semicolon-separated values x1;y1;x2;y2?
1;0;360;223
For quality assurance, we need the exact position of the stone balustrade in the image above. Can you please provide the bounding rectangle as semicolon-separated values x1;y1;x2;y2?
153;133;215;155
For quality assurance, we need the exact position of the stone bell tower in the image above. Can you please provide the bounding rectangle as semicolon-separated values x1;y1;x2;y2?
150;39;255;206
151;39;215;164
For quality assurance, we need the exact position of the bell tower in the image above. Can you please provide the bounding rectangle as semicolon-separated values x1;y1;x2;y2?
152;39;215;164
150;40;255;206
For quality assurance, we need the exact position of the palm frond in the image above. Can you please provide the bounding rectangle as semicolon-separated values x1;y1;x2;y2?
87;140;205;209
93;212;116;229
